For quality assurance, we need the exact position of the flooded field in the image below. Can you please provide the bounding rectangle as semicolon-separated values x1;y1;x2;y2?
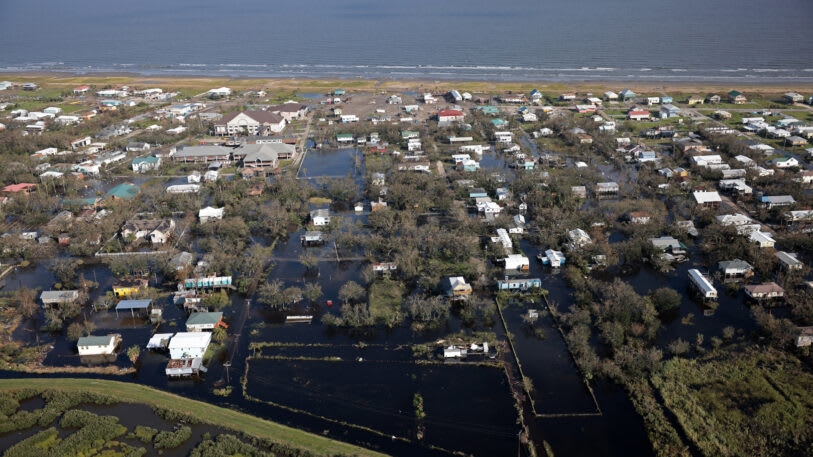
246;357;517;455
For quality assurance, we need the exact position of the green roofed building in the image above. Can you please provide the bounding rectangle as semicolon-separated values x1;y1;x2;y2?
105;183;139;201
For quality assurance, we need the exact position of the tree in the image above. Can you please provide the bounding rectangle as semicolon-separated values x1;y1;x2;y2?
650;287;682;314
203;290;230;310
298;251;319;272
127;345;141;365
258;279;284;309
212;326;228;344
303;282;323;305
14;287;38;320
66;322;84;341
338;281;366;305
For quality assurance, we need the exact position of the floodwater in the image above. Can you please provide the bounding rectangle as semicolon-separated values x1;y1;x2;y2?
2;142;768;457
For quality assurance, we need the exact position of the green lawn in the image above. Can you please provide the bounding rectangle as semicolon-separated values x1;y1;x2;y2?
368;279;405;321
0;378;389;457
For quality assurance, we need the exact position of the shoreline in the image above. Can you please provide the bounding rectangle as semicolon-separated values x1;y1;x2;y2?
3;71;813;95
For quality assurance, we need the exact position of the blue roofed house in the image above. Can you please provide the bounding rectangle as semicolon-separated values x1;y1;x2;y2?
491;118;508;128
660;95;673;104
619;89;636;101
105;183;139;201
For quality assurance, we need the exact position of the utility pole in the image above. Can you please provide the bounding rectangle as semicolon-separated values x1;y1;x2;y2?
517;430;522;457
223;361;231;384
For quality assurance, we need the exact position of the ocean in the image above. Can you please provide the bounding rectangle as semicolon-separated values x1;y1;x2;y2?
1;0;812;82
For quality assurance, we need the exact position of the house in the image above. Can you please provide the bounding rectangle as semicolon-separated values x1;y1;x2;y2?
596;182;620;194
207;87;231;98
186;312;226;332
267;102;308;122
40;290;80;308
131;156;161;173
783;92;804;103
749;231;775;248
604;91;619;101
168;332;212;359
497;278;542;291
199;206;225;223
73;85;90;95
796;327;813;347
744;282;785;301
530;89;543;102
337;133;355;144
504;254;530;271
494;131;513;143
692;191;722;208
2;183;37;195
310;209;330;226
126;142;151;152
77;335;119;356
567;228;592;250
775;251;803;271
559;93;576;101
660;104;681;118
121;219;175;244
759;195;795;209
786;136;807;147
706;94;721;104
340;114;359;123
728;90;747;104
646;97;660;105
571;186;587;199
717;259;754;279
796;171;813;186
625;211;651;224
213;111;286;136
687;95;704;105
771;157;800;168
438;109;464;123
173;145;232;163
442;276;472;297
619;89;636;101
170;251;194;272
538;249;565;267
628;109;650;121
235;143;286;172
688;269;717;300
111;277;149;297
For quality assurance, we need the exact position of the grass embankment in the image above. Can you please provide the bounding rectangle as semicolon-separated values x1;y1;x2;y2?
5;74;813;97
0;378;389;457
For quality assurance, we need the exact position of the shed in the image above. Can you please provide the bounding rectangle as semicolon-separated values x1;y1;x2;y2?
115;299;152;318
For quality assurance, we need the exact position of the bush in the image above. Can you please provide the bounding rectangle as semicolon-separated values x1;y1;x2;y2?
154;425;192;449
133;425;158;443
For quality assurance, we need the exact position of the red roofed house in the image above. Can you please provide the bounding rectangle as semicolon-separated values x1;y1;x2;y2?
438;109;465;123
628;109;651;121
2;183;37;195
73;85;90;95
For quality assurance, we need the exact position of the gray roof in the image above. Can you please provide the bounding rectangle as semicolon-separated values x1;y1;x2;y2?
237;143;292;163
77;335;115;347
175;145;232;159
186;312;223;326
41;290;79;304
115;299;152;310
717;259;753;271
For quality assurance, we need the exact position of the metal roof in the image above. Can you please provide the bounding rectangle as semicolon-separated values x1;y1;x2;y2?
115;299;152;310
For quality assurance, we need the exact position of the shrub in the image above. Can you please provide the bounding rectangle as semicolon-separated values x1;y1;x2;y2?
154;425;192;449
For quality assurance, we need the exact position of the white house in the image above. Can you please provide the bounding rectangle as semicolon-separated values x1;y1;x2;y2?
213;111;286;136
207;87;232;98
504;254;530;271
199;206;225;223
311;209;330;226
77;335;119;356
168;332;212;359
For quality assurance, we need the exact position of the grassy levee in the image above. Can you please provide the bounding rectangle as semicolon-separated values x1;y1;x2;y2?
0;378;389;457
